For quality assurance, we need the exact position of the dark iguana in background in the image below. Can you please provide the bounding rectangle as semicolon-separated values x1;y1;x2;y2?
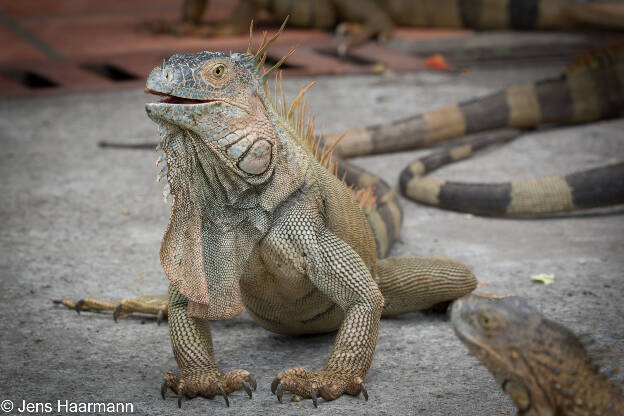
146;0;624;54
451;293;624;415
59;23;477;407
321;41;624;216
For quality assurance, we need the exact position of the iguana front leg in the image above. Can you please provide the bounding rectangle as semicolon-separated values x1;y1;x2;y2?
270;229;383;406
163;286;256;407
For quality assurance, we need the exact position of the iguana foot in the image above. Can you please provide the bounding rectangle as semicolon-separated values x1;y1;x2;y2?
334;23;394;58
54;294;168;323
271;367;368;407
162;368;256;408
334;23;369;58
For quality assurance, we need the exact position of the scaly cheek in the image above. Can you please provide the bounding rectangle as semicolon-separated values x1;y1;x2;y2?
226;136;251;157
195;106;247;143
170;110;199;132
238;139;272;175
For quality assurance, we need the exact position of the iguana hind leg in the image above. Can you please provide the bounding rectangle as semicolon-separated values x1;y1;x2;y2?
377;256;477;317
55;293;168;323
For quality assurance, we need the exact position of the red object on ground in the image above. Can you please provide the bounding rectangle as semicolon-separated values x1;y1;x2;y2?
425;53;449;70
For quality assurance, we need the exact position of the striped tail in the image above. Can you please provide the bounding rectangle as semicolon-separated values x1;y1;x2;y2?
564;2;624;31
386;0;624;31
399;129;624;216
328;45;624;158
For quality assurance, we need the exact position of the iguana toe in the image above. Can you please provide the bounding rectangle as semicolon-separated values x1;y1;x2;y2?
75;299;85;314
271;367;367;406
218;385;229;407
242;380;253;398
112;303;122;322
161;368;255;407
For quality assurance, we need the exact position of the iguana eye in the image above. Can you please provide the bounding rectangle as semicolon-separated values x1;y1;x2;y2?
480;313;494;328
213;64;225;77
238;139;272;175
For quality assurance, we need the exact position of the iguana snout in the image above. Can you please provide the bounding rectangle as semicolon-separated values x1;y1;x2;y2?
145;51;257;103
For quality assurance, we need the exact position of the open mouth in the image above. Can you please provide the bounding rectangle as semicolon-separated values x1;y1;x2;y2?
146;88;217;105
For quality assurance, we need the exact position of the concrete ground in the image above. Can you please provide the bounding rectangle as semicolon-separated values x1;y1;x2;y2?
1;60;623;415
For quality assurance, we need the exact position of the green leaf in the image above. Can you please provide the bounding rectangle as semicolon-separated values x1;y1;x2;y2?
531;273;555;285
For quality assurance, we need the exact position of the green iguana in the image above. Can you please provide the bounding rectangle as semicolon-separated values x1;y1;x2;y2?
58;22;477;407
451;293;624;415
146;0;624;54
320;41;624;216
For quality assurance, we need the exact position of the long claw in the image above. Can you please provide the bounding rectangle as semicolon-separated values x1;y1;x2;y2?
75;299;84;314
157;309;164;326
311;388;318;408
276;383;283;403
249;375;257;391
177;395;183;408
271;378;279;394
361;383;368;401
161;380;167;399
218;385;229;407
113;303;122;322
242;381;252;399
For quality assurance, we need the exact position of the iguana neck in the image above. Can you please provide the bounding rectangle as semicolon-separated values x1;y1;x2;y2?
529;321;623;415
158;116;314;319
185;129;258;216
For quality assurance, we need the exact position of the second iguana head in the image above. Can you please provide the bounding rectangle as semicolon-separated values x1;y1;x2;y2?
451;293;623;415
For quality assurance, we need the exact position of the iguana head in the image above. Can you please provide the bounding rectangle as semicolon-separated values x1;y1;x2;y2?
145;51;279;185
143;21;306;320
451;293;559;416
145;19;294;192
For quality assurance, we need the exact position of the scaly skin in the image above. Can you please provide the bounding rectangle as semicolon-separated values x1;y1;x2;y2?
451;293;624;415
111;30;476;407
